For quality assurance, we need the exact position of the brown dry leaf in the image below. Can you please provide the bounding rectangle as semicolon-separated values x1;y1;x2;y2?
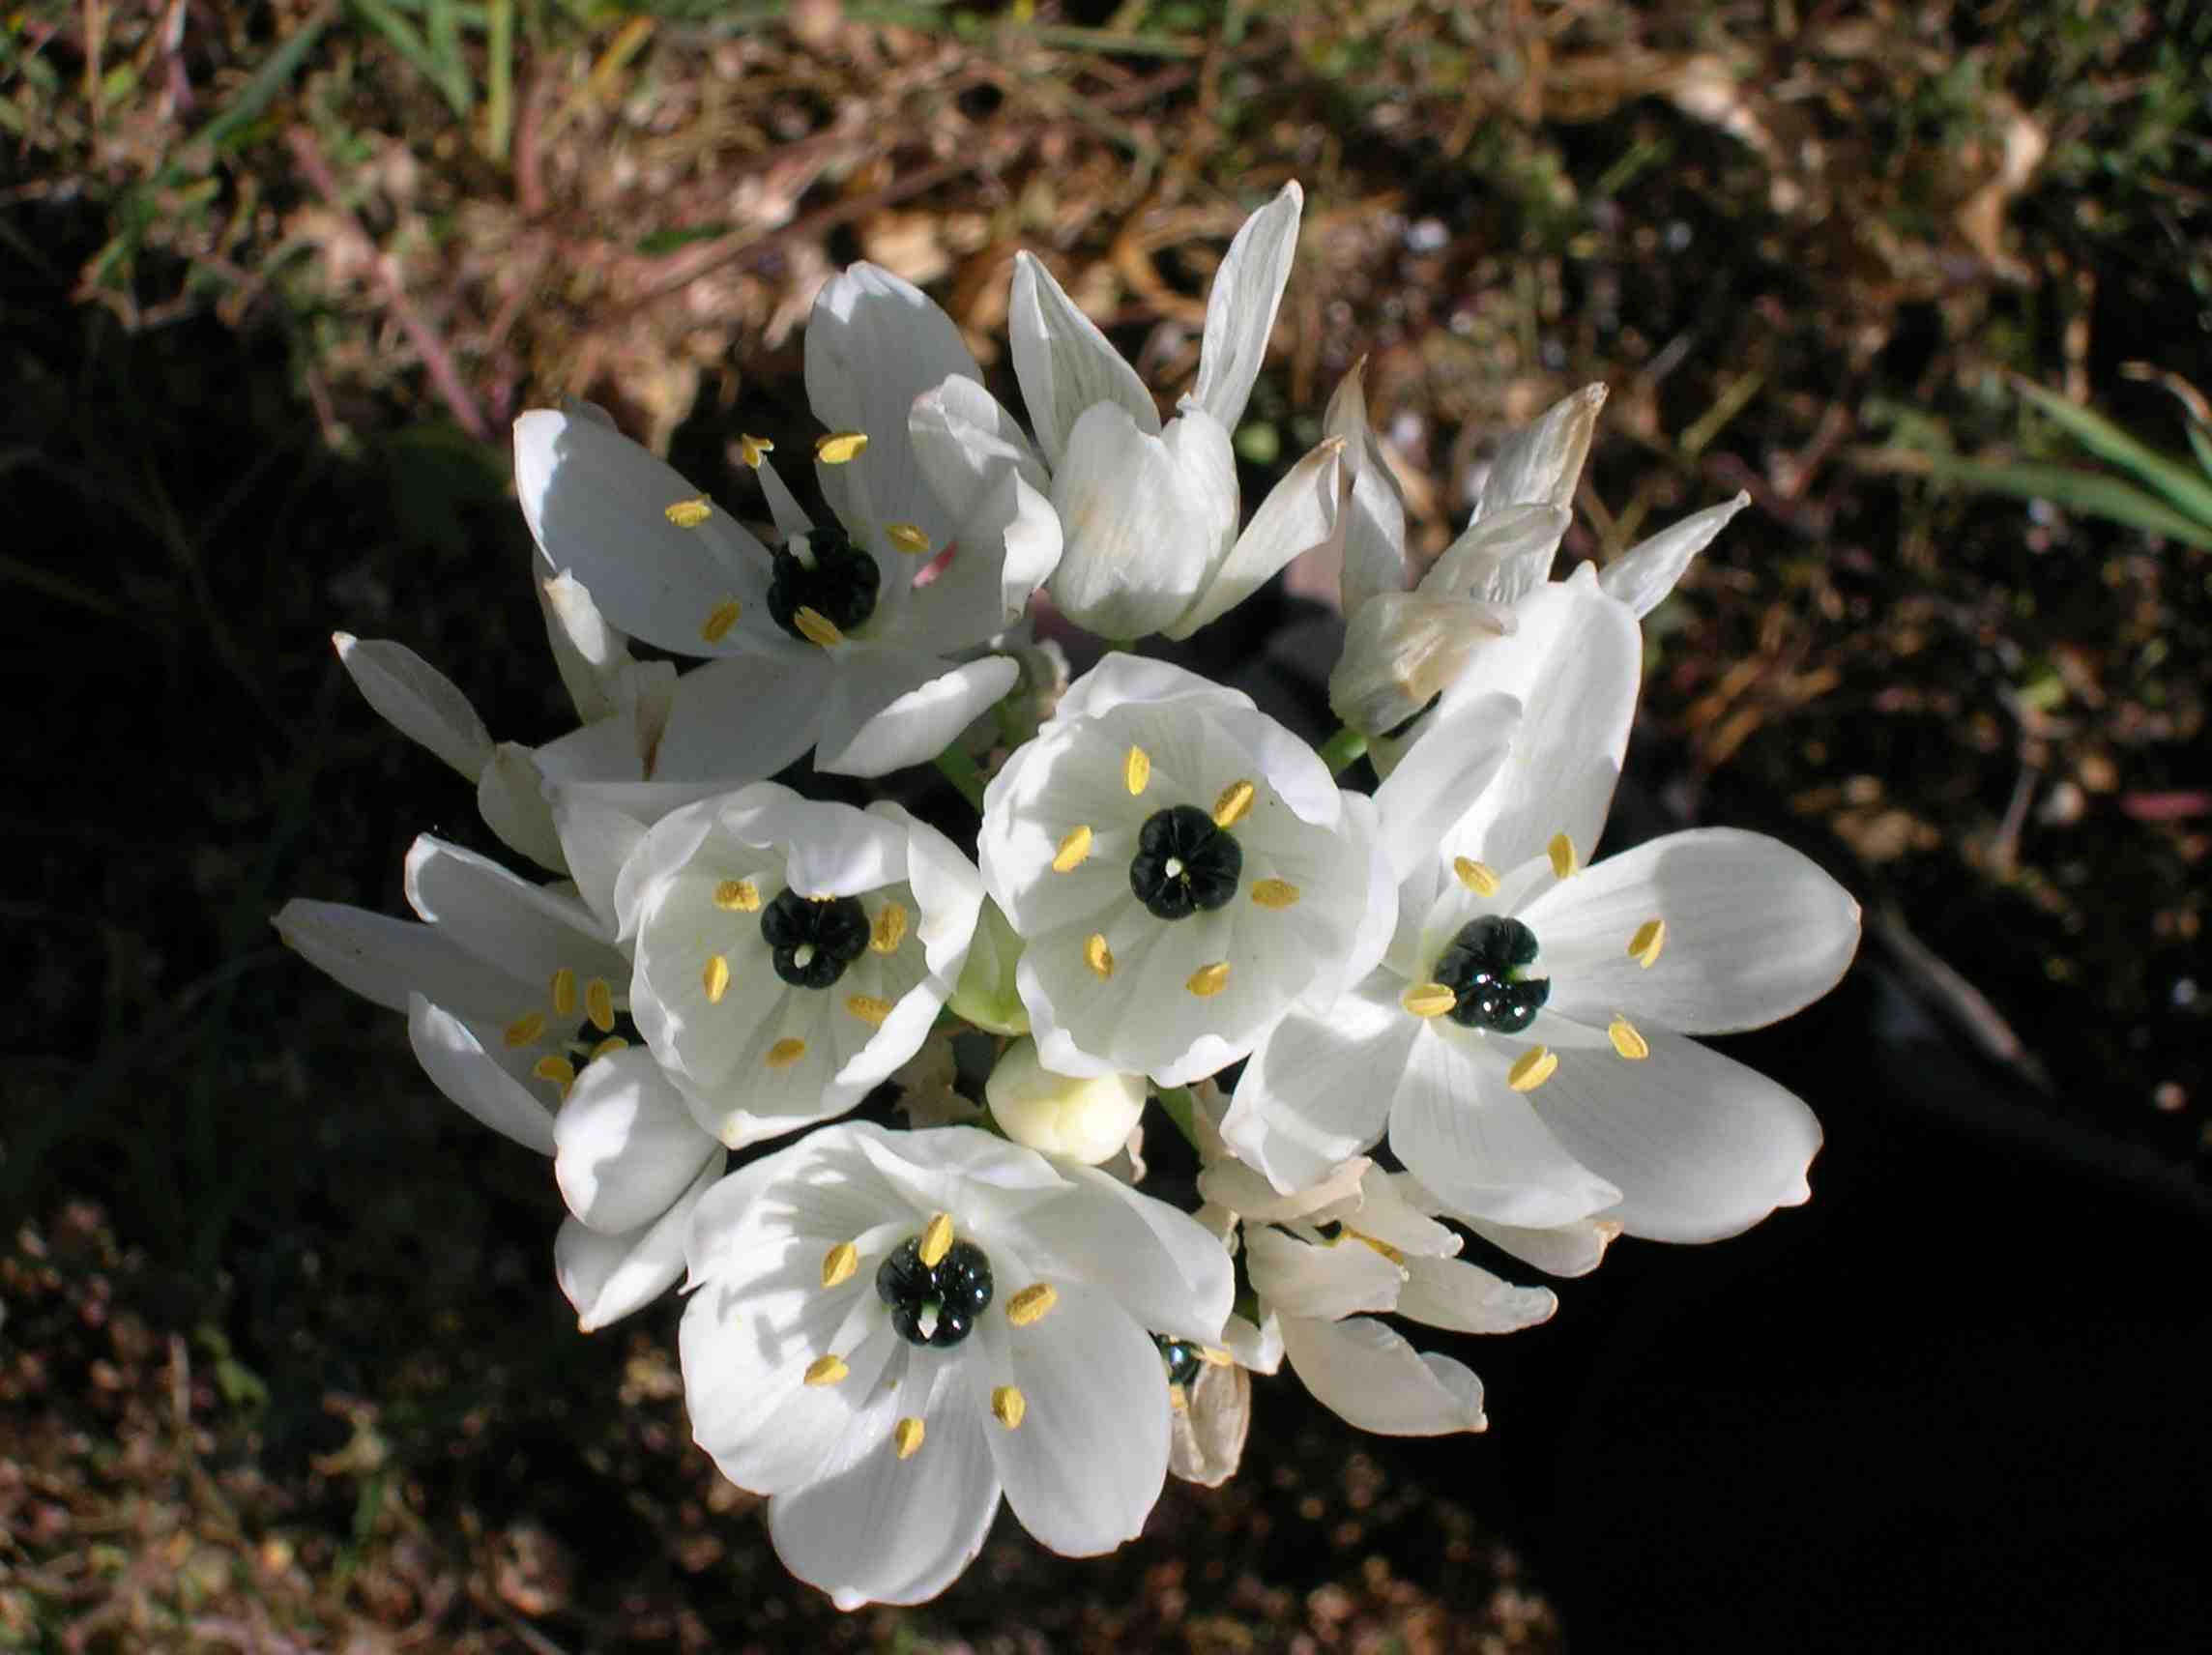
1954;96;2049;279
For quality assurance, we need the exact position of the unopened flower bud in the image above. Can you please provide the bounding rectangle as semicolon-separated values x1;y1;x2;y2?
984;1038;1145;1165
947;898;1029;1035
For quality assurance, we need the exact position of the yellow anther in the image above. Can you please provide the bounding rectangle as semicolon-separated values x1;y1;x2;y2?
1351;1231;1407;1265
917;1212;954;1268
886;522;932;556
803;1353;849;1386
1507;1046;1558;1092
1197;1346;1233;1366
587;1035;628;1060
1250;879;1300;909
793;606;845;648
767;1037;808;1069
846;994;893;1026
585;978;616;1033
703;953;731;1005
1169;1386;1189;1412
1186;961;1232;998
664;496;712;527
1548;833;1578;879
1052;825;1093;872
737;433;773;467
871;903;909;953
1629;917;1667;969
532;1055;577;1089
821;1241;859;1289
1084;934;1114;978
815;430;869;464
1453;857;1499;897
701;597;742;643
1212;778;1256;828
714;878;761;913
1005;1283;1058;1327
991;1385;1027;1430
893;1416;925;1459
550;967;577;1017
503;1012;546;1048
1608;1016;1650;1060
1401;981;1457;1019
1123;744;1150;796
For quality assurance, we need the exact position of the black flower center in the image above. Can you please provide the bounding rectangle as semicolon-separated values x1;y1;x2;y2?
1433;915;1551;1033
876;1236;994;1349
1129;804;1243;920
768;526;880;640
1151;1333;1207;1389
759;889;871;989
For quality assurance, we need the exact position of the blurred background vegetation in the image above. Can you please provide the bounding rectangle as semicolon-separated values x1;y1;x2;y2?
5;0;2208;1646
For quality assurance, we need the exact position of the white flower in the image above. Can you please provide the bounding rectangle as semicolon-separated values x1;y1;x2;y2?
983;1037;1148;1165
513;270;1061;778
977;654;1391;1085
620;783;984;1148
680;1121;1234;1608
911;183;1345;641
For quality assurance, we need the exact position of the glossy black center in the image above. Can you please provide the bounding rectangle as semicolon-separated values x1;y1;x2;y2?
1128;804;1243;920
759;889;870;989
768;526;880;640
875;1237;994;1349
1433;915;1551;1033
1152;1333;1207;1389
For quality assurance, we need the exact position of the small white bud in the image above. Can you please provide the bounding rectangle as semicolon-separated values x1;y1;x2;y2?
985;1038;1146;1166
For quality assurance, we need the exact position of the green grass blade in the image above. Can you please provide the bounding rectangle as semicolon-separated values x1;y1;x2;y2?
2013;377;2212;529
1916;453;2212;550
351;0;473;118
485;0;513;160
424;0;475;115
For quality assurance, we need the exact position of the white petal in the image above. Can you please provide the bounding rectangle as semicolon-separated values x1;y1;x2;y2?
901;383;1062;642
333;633;491;779
476;742;567;873
1395;1255;1557;1334
1310;1168;1461;1258
274;899;518;1023
1372;692;1522;884
1523;827;1861;1034
1458;1211;1620;1278
1326;589;1512;739
1222;1309;1284;1376
1045;651;1253;724
1008;251;1160;470
536;570;629;725
848;1120;1072;1226
1324;361;1411;622
401;835;624;988
651;653;830;786
874;801;987;982
1015;1168;1235;1343
1197;1153;1371;1229
1190;181;1302;433
982;1284;1170;1555
558;1151;724;1331
1224;973;1413;1194
1279;1313;1487;1436
1169;1357;1250;1488
1245;1227;1402;1320
1046;403;1235;640
1419;503;1571;608
1165;432;1344;640
684;1124;912;1273
1597;491;1749;617
405;994;558;1153
554;1048;720;1233
1528;1028;1823;1243
816;651;1019;778
1472;384;1604;521
548;791;649;939
528;701;650;787
512;409;779;657
1308;789;1398;1006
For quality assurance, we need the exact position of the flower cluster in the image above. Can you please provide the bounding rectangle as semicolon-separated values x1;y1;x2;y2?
280;182;1859;1609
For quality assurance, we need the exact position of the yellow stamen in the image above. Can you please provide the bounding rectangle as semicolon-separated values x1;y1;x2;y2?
1123;744;1150;796
1629;917;1667;969
1351;1231;1407;1265
1052;825;1093;873
821;1241;859;1289
664;496;712;528
1250;879;1300;909
1212;779;1255;828
917;1212;954;1268
871;903;909;953
886;522;931;555
1197;1346;1233;1367
846;994;892;1027
587;1035;628;1060
503;1012;546;1048
703;953;731;1005
1548;833;1578;879
714;878;761;913
991;1385;1027;1430
1005;1283;1058;1327
532;1055;576;1089
803;1353;848;1387
1453;857;1499;897
1084;933;1114;978
1507;1046;1558;1092
550;967;577;1017
815;431;869;464
793;606;844;648
1400;981;1457;1019
1608;1016;1650;1060
585;978;616;1033
1186;961;1231;998
766;1037;807;1069
893;1416;925;1459
1169;1386;1189;1412
701;597;742;643
737;433;773;468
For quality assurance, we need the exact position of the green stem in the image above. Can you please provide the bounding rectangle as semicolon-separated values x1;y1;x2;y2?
1154;1086;1201;1153
933;746;988;812
1317;726;1368;776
